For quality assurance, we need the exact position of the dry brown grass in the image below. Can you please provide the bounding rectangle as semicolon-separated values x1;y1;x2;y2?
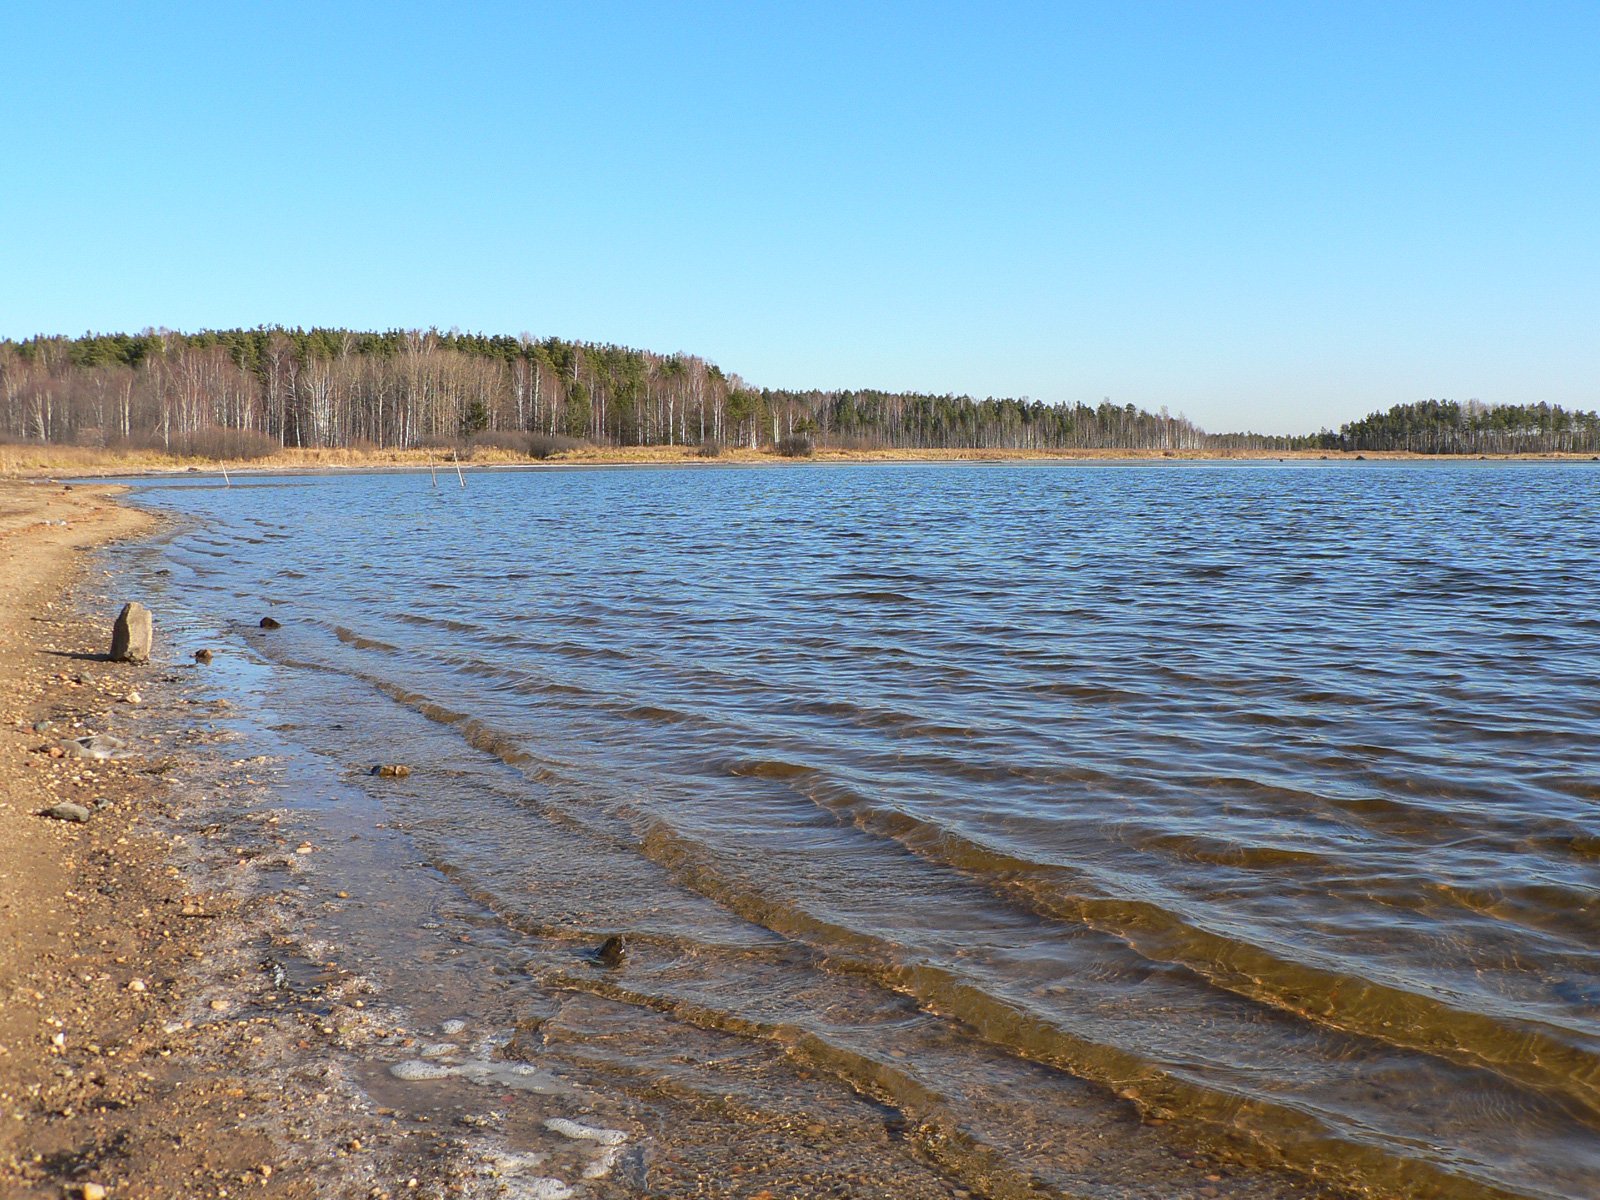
3;441;1594;479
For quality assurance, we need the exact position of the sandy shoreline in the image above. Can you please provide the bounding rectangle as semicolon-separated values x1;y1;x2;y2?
0;482;464;1199
0;481;275;1196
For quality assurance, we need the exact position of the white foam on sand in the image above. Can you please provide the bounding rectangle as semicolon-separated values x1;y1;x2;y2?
479;1146;570;1200
485;1149;547;1173
582;1145;623;1180
458;1061;572;1094
388;1056;574;1095
513;1181;574;1200
544;1117;628;1146
390;1059;454;1081
64;734;134;761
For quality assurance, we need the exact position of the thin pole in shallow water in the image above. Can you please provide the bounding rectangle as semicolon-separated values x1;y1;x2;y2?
429;456;438;487
453;451;466;488
220;464;231;487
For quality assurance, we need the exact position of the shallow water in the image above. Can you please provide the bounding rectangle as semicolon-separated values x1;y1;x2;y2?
110;462;1600;1199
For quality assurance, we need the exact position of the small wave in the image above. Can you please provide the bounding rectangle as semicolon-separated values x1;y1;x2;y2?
828;589;924;604
766;775;1600;1133
626;818;1562;1200
369;680;534;768
721;756;818;782
333;625;400;653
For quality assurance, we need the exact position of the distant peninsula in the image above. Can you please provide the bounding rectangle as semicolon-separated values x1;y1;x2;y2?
2;327;1597;462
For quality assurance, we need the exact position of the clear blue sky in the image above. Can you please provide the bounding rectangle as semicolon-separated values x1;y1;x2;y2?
3;2;1596;434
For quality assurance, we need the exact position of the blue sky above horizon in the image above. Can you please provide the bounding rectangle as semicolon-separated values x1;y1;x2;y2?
2;2;1595;434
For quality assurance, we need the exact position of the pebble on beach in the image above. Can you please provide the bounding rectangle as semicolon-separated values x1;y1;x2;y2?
42;802;93;823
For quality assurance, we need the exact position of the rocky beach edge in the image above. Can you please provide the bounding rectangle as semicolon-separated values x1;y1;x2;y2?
0;481;491;1200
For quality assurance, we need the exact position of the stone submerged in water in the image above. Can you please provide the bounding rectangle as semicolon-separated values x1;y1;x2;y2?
594;935;626;968
259;616;282;630
371;764;412;778
42;802;92;823
109;601;153;663
194;648;213;663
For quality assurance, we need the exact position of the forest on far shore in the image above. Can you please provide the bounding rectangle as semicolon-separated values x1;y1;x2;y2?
2;327;1597;457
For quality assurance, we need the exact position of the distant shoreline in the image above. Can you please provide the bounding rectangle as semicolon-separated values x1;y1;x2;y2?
5;442;1600;479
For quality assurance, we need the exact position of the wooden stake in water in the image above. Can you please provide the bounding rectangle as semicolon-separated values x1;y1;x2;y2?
221;464;231;487
429;457;438;487
453;451;466;488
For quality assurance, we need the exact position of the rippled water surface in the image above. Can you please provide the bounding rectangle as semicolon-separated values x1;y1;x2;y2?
118;463;1600;1199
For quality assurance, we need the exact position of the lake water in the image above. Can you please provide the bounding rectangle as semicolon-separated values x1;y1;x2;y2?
109;462;1600;1199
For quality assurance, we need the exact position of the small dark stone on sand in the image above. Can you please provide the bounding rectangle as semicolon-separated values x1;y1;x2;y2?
259;616;282;630
195;649;214;663
32;719;54;733
594;935;627;968
42;802;92;823
371;764;412;778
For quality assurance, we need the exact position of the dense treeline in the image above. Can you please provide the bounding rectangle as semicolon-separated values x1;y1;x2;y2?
0;326;1248;454
757;387;1223;451
1;328;1593;455
1316;399;1600;454
0;328;746;452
